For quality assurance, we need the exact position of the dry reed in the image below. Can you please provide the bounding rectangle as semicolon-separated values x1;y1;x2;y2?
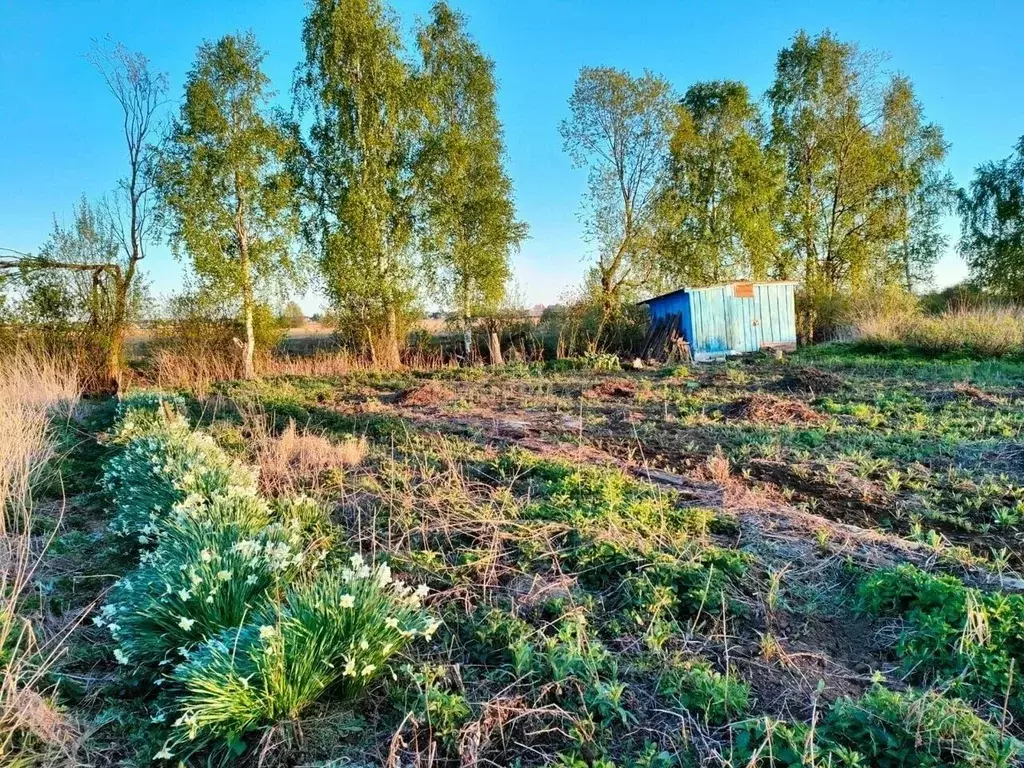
0;353;81;764
145;348;454;394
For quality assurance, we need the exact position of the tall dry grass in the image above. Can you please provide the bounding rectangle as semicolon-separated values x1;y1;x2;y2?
146;347;455;394
238;405;367;495
0;353;81;764
854;305;1024;358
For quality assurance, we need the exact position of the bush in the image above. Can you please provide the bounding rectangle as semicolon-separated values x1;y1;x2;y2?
860;564;1024;716
171;556;436;746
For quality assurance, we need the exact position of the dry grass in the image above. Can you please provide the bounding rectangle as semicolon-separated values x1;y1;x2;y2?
0;353;81;764
0;354;79;534
147;348;241;396
146;348;454;393
855;306;1024;358
241;407;367;495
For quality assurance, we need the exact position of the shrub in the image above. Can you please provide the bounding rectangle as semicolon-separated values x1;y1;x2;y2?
170;556;436;747
658;658;749;726
860;564;1024;716
101;497;322;668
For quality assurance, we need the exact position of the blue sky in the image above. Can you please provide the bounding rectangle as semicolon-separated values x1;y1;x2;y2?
2;0;1022;312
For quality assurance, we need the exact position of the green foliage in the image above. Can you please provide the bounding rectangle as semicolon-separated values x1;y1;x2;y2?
860;564;1024;715
825;687;1021;768
497;451;712;536
156;32;300;377
658;658;749;726
280;301;306;328
657;80;782;285
960;136;1024;301
731;687;1021;768
111;391;190;443
171;558;435;746
94;385;436;761
582;352;622;372
401;664;473;750
102;419;258;542
102;499;319;668
854;306;1024;359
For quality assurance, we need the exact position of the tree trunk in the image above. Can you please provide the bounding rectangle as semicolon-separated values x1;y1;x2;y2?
103;271;132;394
463;327;473;362
380;305;402;369
103;323;125;394
236;177;256;380
488;331;504;366
242;297;256;380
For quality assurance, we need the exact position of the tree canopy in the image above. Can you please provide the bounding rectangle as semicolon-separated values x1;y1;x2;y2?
960;136;1024;300
656;80;782;286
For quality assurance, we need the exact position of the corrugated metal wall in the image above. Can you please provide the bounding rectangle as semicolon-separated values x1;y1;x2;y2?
645;282;797;359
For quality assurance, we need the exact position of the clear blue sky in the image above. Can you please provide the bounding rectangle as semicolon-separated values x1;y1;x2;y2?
2;0;1022;312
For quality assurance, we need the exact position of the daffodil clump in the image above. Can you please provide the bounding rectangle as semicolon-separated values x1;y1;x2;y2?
99;497;330;669
110;391;190;444
103;420;258;544
98;393;435;761
171;555;436;744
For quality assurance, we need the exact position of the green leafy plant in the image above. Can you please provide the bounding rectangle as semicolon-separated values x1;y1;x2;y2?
101;496;322;668
103;424;258;543
860;564;1024;716
170;556;436;748
730;687;1021;767
658;658;749;726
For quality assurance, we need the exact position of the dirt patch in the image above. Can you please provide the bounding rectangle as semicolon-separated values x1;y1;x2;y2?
774;366;848;394
582;377;636;399
399;381;455;407
723;394;826;425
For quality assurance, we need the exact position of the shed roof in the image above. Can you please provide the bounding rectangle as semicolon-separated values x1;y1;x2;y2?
639;280;799;305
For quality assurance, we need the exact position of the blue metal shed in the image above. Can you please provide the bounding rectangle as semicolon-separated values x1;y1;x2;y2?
640;281;798;360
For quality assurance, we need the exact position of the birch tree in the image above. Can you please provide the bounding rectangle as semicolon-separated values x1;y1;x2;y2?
416;2;526;361
294;0;419;368
156;32;299;379
560;67;675;346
